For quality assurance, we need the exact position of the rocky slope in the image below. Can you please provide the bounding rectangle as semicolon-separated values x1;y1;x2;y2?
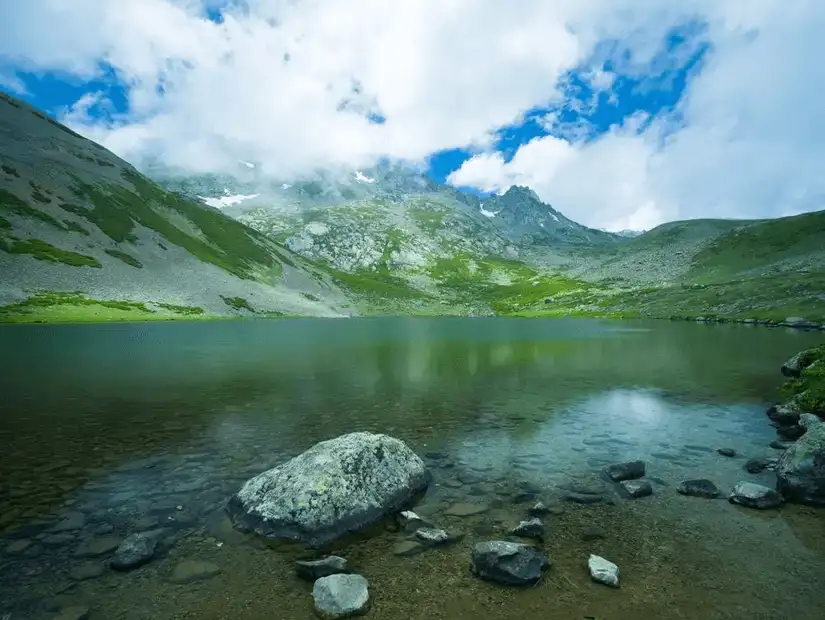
0;92;353;322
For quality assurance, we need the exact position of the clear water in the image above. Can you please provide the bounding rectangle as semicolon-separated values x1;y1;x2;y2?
1;317;823;619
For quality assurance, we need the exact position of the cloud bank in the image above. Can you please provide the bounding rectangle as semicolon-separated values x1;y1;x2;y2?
1;0;824;230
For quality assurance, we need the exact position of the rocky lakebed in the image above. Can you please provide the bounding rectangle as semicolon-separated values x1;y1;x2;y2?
1;321;824;620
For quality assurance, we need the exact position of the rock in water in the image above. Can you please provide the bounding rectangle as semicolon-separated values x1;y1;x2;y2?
227;432;431;547
717;447;736;457
312;573;370;619
729;482;784;509
588;554;620;587
620;480;653;499
676;479;720;499
470;541;550;586
110;532;158;571
604;461;646;482
776;421;825;506
295;556;349;581
509;518;544;541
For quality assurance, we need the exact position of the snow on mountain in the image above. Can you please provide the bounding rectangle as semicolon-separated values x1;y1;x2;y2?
199;193;260;208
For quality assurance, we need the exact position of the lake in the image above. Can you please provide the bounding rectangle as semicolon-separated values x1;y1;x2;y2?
1;317;824;619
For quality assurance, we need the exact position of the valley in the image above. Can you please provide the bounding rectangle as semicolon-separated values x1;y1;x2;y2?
2;90;823;325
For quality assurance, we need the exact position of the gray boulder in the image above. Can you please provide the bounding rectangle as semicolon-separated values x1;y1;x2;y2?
676;479;720;499
729;482;784;509
312;573;370;619
470;541;550;586
110;532;158;571
620;480;653;499
227;432;431;547
781;349;817;377
604;460;645;482
295;556;349;581
776;421;825;506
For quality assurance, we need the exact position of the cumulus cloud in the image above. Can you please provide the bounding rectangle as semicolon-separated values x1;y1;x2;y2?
1;0;824;229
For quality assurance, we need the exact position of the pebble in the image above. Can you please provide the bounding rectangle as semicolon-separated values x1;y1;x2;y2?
588;554;620;587
110;532;158;571
70;562;105;581
620;479;653;499
295;556;349;581
509;518;544;541
443;502;488;517
729;482;784;509
168;560;221;584
312;573;370;620
677;479;720;499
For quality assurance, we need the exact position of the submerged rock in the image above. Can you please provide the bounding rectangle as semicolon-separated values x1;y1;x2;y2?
392;540;425;556
295;556;349;581
444;502;488;517
110;532;158;571
53;606;90;620
470;541;550;586
50;511;86;533
717;448;736;457
312;573;370;619
414;527;455;545
620;480;653;499
73;535;123;559
527;501;550;516
604;460;646;482
588;554;620;587
509;517;544;541
226;432;431;547
744;457;777;474
168;560;221;584
729;482;783;509
69;562;104;581
676;479;720;499
776;421;825;505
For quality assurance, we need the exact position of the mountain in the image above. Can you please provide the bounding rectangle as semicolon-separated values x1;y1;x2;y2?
0;91;353;322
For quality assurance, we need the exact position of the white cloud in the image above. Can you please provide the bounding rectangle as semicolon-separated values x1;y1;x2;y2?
1;0;824;229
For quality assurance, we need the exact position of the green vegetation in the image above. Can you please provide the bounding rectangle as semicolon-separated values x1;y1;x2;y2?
377;228;410;273
781;345;825;415
0;215;10;230
0;292;215;324
301;292;321;302
63;219;90;235
0;237;101;267
409;204;449;233
220;295;255;312
1;188;66;230
29;181;52;204
63;169;282;280
104;248;143;268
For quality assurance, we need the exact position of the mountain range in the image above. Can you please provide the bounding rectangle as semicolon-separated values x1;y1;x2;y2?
1;90;823;324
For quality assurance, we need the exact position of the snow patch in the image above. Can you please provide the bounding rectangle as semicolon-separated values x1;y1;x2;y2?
282;183;292;190
550;212;560;222
354;171;376;183
239;160;255;169
480;203;498;218
200;193;259;208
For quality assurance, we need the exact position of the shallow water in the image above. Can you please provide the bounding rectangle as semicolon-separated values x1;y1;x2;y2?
1;317;823;619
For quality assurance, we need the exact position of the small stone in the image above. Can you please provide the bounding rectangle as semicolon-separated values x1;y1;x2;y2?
581;526;605;541
414;527;449;544
604;461;646;482
717;448;736;457
397;510;428;533
295;556;348;581
50;511;86;533
509;518;544;541
53;606;90;620
42;533;75;547
110;533;158;571
770;440;791;450
620;480;653;499
588;554;619;587
527;501;550;516
5;539;32;555
168;560;221;584
677;479;720;499
392;540;425;556
444;502;488;517
470;540;550;586
744;457;775;474
564;492;604;505
313;573;370;619
70;562;105;581
729;482;784;509
73;535;123;558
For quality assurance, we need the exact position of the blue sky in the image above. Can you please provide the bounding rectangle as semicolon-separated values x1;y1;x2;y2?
2;1;822;230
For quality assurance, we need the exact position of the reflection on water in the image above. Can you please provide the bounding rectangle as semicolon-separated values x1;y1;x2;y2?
0;318;823;619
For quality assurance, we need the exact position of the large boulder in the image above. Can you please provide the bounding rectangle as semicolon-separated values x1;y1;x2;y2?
781;349;818;377
470;541;550;586
776;420;825;506
227;432;431;547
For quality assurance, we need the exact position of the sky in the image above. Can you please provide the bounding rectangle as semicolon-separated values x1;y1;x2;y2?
1;1;824;231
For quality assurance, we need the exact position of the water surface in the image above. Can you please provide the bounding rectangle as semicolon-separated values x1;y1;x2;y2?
1;318;823;619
